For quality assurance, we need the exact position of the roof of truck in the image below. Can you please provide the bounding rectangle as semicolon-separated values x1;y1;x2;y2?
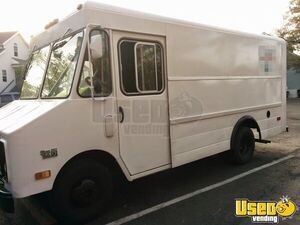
30;1;284;48
82;1;284;42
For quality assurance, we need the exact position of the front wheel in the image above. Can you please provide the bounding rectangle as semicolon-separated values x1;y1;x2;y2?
50;159;112;224
231;127;255;164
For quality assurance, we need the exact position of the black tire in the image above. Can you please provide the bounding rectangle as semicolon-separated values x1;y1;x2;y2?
231;127;255;164
50;159;112;224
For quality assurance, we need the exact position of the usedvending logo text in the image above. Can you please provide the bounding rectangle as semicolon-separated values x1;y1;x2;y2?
235;196;298;223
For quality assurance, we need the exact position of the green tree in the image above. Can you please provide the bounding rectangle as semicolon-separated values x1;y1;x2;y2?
277;0;300;71
14;66;25;92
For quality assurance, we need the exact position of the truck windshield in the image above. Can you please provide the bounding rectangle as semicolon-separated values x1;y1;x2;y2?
41;31;84;98
20;45;50;99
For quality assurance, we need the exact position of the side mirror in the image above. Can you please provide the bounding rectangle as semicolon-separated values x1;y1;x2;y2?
89;34;104;59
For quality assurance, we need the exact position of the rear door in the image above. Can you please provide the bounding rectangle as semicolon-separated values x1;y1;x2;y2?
112;31;170;175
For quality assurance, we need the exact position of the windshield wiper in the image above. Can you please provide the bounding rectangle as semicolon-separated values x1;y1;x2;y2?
52;28;73;51
52;40;68;51
23;45;37;79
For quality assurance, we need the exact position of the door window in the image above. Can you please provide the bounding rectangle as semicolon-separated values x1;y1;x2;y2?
119;40;164;95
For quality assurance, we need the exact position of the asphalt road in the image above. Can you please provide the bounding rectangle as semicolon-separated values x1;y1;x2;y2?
1;99;300;225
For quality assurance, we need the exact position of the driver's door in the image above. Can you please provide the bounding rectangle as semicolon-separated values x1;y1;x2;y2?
78;28;120;159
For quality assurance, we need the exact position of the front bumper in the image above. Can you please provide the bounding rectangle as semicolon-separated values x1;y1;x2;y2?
0;178;14;213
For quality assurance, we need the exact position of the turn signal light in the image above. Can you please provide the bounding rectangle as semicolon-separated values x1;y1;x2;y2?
35;170;51;180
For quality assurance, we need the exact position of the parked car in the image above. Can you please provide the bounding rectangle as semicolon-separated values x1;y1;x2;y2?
0;92;19;107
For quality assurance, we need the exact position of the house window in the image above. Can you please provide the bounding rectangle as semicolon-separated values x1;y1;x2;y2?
119;40;164;95
13;43;18;57
2;70;7;82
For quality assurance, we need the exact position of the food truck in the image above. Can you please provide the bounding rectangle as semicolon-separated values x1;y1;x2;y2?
0;1;286;223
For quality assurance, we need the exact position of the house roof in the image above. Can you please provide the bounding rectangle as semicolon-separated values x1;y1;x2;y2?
12;57;27;65
0;31;17;44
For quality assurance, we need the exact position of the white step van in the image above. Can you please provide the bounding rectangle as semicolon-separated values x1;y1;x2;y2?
0;2;286;223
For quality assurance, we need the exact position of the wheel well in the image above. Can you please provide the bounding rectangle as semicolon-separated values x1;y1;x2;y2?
231;116;261;148
54;150;126;187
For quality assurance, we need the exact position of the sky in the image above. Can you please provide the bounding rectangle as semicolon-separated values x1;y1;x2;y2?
0;0;290;43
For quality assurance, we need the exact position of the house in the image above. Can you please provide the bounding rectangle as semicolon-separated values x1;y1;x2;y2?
0;31;29;94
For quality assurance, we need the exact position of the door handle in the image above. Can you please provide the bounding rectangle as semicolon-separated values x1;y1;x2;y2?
119;106;124;123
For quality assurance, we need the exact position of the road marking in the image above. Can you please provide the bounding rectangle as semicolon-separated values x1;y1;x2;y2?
106;154;295;225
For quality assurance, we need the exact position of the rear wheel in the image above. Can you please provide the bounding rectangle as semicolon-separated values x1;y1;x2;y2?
231;126;255;164
50;159;112;224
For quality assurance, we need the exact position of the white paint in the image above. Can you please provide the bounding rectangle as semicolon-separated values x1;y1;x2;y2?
105;154;295;225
